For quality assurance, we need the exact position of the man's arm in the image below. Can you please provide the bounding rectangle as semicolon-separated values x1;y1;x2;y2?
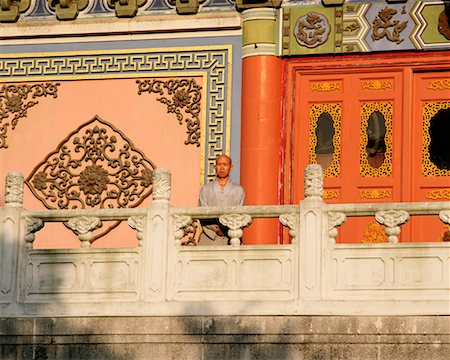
237;186;245;206
198;185;209;207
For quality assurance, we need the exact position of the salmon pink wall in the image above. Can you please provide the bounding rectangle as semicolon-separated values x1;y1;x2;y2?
0;77;203;248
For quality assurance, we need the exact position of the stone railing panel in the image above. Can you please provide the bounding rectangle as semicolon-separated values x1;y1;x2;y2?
23;249;141;303
168;245;297;302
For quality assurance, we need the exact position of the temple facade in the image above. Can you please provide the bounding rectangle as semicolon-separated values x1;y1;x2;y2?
1;0;449;358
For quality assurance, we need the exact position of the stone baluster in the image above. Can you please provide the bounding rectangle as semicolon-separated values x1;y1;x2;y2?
439;210;450;225
438;210;450;242
219;214;252;246
172;215;193;246
328;212;346;244
375;210;410;244
279;213;299;244
66;216;102;248
24;217;44;249
127;215;146;247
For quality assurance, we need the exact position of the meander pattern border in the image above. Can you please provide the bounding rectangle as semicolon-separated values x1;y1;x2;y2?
0;46;232;184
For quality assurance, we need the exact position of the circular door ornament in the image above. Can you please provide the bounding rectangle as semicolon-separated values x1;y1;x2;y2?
294;12;331;48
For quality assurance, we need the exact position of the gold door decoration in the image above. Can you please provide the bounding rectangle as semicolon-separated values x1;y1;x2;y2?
427;79;450;91
426;189;450;200
360;102;393;177
361;221;388;243
360;188;391;199
309;103;341;177
422;101;450;177
311;81;342;92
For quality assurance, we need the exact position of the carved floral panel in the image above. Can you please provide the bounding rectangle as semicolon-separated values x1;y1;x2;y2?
26;115;156;210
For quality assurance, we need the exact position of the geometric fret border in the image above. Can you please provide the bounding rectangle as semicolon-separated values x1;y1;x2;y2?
0;45;232;184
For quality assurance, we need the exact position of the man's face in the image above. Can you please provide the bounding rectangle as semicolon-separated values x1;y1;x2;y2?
214;156;232;178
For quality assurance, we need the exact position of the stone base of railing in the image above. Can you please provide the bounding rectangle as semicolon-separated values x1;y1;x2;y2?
1;315;449;360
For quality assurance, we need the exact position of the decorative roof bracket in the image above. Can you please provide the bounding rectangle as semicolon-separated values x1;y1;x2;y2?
107;0;147;18
0;0;30;23
47;0;89;20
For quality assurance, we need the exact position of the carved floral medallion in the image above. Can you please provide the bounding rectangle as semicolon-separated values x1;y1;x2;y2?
26;115;156;211
26;115;156;240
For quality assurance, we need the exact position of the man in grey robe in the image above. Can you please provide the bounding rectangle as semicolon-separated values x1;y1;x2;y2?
197;154;245;245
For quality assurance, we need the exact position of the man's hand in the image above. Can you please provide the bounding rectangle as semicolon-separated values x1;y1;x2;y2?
215;226;225;236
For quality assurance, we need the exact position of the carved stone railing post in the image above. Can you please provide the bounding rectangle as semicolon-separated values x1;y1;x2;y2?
439;210;450;242
172;215;192;246
299;164;325;300
219;214;252;246
66;216;102;248
5;172;24;208
24;217;44;249
279;213;299;244
375;210;410;244
0;172;24;304
143;168;171;301
127;216;146;247
328;212;346;244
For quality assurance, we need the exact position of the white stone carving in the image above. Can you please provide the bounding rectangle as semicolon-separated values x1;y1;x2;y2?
328;212;346;243
219;214;252;246
279;213;299;244
128;215;146;247
152;168;171;201
304;164;323;198
439;210;450;225
375;210;409;244
172;215;192;246
5;172;24;207
66;216;102;247
24;217;44;249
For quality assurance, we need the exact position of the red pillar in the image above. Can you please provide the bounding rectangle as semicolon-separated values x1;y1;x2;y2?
241;55;282;244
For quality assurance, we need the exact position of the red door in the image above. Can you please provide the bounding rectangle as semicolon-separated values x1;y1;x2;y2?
411;72;450;242
288;56;450;244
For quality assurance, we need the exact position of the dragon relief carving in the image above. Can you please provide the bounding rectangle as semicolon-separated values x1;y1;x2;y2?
294;12;331;48
136;78;202;147
0;83;60;148
371;7;408;44
438;4;450;40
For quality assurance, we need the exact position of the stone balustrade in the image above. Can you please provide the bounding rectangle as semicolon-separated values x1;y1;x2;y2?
0;165;449;317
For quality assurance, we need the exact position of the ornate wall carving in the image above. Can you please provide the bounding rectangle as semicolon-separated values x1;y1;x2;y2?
0;46;231;183
26;115;156;211
137;78;201;147
0;82;59;148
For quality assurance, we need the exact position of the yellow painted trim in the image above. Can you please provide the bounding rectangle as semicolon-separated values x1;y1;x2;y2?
243;19;278;46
